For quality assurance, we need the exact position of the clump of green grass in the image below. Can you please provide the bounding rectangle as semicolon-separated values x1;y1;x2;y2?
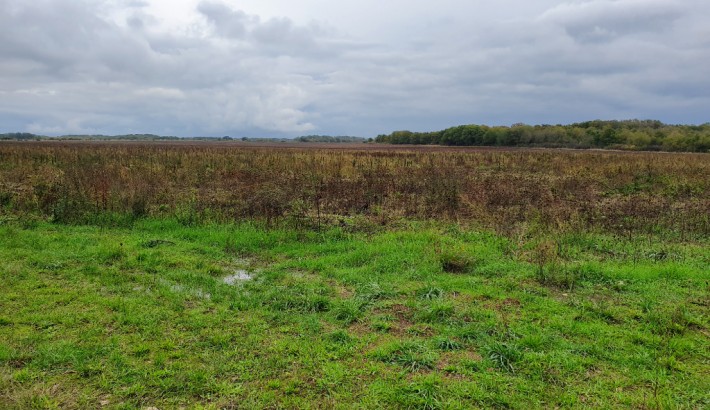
372;341;438;372
537;263;580;290
264;287;331;313
646;305;700;335
372;321;393;333
417;301;455;323
325;330;353;345
416;286;445;300
356;282;394;302
484;341;523;373
393;375;443;410
433;337;461;351
456;324;491;344
332;299;366;324
439;247;477;273
141;239;175;248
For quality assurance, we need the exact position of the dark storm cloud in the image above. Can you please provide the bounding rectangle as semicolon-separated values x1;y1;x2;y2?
0;0;708;136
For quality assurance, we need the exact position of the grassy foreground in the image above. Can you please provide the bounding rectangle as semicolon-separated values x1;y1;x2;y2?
0;220;708;409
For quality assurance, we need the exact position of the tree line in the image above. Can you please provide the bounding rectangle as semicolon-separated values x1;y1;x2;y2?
0;133;367;143
374;120;710;152
0;133;181;141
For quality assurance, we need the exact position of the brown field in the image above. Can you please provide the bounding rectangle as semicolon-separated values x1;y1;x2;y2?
8;139;702;153
1;140;708;237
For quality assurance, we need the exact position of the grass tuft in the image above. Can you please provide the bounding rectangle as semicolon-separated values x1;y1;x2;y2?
373;341;438;372
439;249;476;273
484;341;523;373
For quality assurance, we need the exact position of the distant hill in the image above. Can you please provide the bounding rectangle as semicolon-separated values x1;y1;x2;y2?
60;134;181;140
294;135;366;143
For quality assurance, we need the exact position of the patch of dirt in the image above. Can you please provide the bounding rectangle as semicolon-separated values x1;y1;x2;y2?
472;294;494;302
405;324;435;337
390;304;412;319
583;366;603;381
388;304;414;335
436;352;457;371
449;292;474;303
436;350;483;380
288;270;319;281
8;357;30;369
488;297;522;312
329;280;354;299
348;321;371;337
501;297;521;307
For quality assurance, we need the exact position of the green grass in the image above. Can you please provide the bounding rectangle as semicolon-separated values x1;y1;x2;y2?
0;219;708;409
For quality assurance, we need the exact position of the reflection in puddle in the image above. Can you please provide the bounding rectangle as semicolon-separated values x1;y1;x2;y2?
223;270;253;285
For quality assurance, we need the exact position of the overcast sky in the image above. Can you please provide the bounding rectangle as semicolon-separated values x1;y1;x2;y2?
1;0;708;137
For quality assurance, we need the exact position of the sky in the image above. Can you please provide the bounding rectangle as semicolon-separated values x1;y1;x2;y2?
1;0;708;137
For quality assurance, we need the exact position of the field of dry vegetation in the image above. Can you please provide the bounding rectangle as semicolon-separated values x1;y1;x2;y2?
1;141;709;409
1;141;707;238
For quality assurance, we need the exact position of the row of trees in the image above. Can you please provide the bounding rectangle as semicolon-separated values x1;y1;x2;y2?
0;133;366;144
0;133;40;140
0;133;181;141
375;120;710;152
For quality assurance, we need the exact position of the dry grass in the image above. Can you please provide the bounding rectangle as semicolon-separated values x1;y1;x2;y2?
0;141;707;237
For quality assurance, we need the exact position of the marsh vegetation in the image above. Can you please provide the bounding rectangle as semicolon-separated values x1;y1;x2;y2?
0;141;708;409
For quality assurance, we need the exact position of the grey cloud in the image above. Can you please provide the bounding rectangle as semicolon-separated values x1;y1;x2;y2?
127;15;145;29
252;18;310;45
0;0;321;134
197;1;340;58
197;1;253;39
122;0;149;7
0;0;708;137
0;0;163;85
541;0;685;43
126;11;160;30
0;1;106;70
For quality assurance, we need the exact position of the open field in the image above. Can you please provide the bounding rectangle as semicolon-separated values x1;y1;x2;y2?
0;220;708;409
1;141;708;237
0;142;708;409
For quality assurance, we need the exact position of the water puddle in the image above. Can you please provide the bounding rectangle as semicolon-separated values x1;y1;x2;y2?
162;281;211;300
223;269;253;285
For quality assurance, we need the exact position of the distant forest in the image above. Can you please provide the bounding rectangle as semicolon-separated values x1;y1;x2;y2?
0;133;181;141
375;120;710;152
3;121;709;152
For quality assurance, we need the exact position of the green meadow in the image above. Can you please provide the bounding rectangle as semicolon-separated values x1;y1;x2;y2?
1;219;707;409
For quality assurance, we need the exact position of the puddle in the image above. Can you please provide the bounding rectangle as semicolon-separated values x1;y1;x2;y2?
169;283;212;300
157;278;211;300
223;270;253;285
